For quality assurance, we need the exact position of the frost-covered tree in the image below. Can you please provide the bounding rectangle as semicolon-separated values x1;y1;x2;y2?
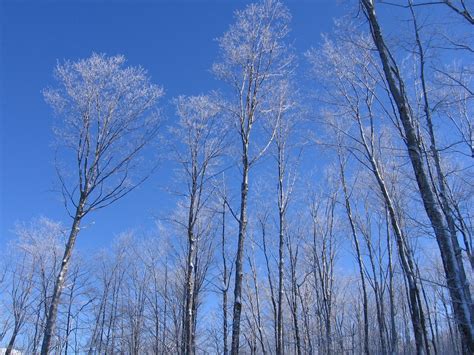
41;53;163;354
172;94;225;354
1;218;65;355
212;1;294;352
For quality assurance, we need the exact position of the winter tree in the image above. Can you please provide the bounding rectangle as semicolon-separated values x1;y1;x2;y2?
212;1;294;352
41;53;163;354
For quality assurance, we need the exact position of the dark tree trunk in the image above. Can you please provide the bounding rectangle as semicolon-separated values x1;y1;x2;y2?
231;147;249;355
5;325;20;355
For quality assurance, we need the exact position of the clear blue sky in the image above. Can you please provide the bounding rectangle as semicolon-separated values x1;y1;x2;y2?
0;0;344;252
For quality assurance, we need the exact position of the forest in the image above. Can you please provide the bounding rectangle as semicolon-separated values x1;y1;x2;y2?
0;0;473;354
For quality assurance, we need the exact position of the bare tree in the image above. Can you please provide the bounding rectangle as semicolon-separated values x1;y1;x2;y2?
308;185;339;355
271;80;298;355
41;53;163;354
172;94;224;354
4;255;34;355
212;1;294;352
0;218;65;354
336;146;370;355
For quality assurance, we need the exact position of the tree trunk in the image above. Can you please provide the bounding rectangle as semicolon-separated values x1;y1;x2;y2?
367;148;429;355
261;215;278;351
364;230;387;354
277;212;284;355
288;244;302;355
41;199;85;355
277;147;285;355
183;187;197;355
386;211;398;355
5;325;20;355
222;198;229;355
338;154;370;355
231;148;249;355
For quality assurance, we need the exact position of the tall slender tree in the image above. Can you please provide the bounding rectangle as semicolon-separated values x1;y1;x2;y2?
173;94;224;354
41;53;163;354
212;1;293;352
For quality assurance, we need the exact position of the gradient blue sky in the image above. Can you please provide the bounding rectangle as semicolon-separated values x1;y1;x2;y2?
0;0;345;252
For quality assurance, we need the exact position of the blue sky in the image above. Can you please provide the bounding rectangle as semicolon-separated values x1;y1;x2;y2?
0;0;344;252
